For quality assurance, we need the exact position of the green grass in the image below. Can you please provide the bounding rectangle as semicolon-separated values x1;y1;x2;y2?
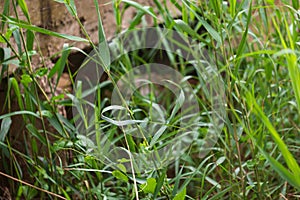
0;0;300;199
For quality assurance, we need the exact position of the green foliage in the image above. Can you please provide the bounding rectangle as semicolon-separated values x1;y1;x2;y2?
0;0;299;199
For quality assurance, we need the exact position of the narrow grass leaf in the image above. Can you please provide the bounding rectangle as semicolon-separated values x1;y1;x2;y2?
12;26;22;55
17;0;30;22
171;167;184;198
210;0;221;18
229;0;236;17
174;19;201;40
122;0;157;19
208;186;235;200
0;47;10;81
153;171;166;198
26;30;34;51
0;117;12;142
9;77;24;110
26;124;47;145
273;16;300;115
246;92;300;178
283;17;300;115
292;0;299;9
53;0;77;17
150;82;184;146
1;16;88;42
0;111;40;120
1;0;10;30
67;0;77;16
235;1;252;72
262;150;300;189
48;44;71;88
182;0;222;44
128;9;150;30
93;0;110;69
101;105;146;126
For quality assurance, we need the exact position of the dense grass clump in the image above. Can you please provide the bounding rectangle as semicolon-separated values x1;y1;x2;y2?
0;0;300;199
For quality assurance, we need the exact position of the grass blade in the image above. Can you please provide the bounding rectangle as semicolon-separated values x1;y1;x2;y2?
182;0;222;44
1;15;88;42
0;117;12;142
48;44;71;89
246;91;300;178
93;0;110;69
122;0;157;19
262;150;300;189
16;0;30;22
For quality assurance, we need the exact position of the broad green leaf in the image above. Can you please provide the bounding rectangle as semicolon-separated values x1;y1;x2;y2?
292;0;299;9
21;74;33;86
117;163;127;173
141;178;156;194
174;187;186;200
0;29;13;43
112;170;128;182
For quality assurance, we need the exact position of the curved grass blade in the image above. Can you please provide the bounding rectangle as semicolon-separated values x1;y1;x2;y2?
0;15;88;42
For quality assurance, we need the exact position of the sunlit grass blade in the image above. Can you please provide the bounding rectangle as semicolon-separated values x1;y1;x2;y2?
246;91;300;179
271;12;300;115
262;150;300;189
16;0;30;22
